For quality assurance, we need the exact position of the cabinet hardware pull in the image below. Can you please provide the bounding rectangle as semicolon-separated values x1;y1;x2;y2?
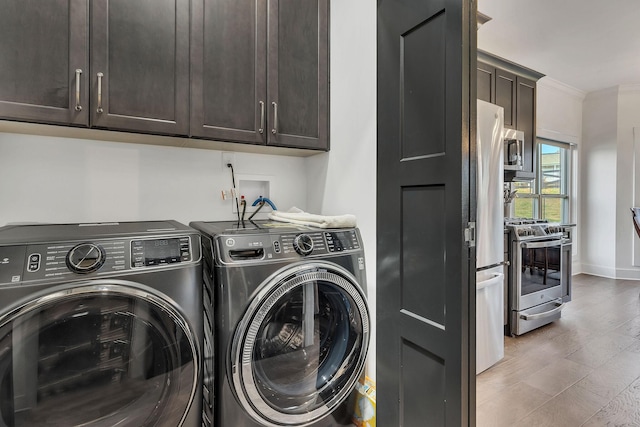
96;72;104;113
74;69;83;111
258;101;265;134
271;102;278;135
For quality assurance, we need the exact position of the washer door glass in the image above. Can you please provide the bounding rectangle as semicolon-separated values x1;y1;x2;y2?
0;283;198;427
232;262;370;426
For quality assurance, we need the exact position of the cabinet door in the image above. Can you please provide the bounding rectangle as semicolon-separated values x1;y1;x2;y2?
267;0;329;150
90;0;189;135
0;0;88;126
477;62;494;103
494;68;516;129
191;0;267;144
516;76;536;174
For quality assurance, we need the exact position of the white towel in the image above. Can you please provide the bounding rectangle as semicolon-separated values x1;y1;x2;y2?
269;207;357;229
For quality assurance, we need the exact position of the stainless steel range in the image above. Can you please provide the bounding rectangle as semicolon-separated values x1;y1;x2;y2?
505;219;574;335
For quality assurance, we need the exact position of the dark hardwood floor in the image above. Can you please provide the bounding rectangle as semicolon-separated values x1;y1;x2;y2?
477;274;640;426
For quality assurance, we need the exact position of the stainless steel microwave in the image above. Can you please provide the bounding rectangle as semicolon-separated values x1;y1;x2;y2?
504;129;524;171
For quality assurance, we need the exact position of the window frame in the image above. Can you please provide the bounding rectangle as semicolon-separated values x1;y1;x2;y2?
512;138;573;222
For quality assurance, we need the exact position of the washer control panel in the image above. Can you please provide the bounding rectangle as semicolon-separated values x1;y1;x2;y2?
1;235;197;284
131;236;192;268
218;229;361;263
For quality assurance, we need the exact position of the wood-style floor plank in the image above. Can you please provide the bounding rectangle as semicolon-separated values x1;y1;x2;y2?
476;274;640;426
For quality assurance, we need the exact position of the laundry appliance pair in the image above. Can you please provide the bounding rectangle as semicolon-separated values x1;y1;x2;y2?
191;220;371;427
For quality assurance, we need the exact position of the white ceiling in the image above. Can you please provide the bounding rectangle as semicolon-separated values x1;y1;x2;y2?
477;0;640;93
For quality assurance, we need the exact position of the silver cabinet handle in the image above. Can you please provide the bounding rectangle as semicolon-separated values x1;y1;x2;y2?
258;101;265;134
96;72;104;113
74;69;83;111
271;102;278;135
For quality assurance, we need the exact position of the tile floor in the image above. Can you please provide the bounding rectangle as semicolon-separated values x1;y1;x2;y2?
476;274;640;426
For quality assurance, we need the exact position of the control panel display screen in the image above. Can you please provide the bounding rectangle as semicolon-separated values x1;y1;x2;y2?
131;237;191;267
325;230;360;252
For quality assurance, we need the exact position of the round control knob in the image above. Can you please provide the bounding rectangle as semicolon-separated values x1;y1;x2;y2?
66;243;106;274
293;234;314;256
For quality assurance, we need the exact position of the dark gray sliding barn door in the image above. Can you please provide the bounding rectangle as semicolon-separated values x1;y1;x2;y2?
377;0;476;425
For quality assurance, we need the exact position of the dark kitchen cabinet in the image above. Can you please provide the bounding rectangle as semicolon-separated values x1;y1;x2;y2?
476;61;494;104
191;0;329;150
0;0;89;126
90;0;190;135
516;75;536;176
495;68;516;129
477;50;543;180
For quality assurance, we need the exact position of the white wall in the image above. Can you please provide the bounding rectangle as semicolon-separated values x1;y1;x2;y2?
536;77;585;272
0;132;308;225
580;87;619;277
306;0;377;380
614;85;640;278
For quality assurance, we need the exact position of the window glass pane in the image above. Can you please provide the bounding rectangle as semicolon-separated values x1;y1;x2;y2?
514;197;535;218
540;144;564;195
541;196;563;222
513;181;533;194
538;140;570;222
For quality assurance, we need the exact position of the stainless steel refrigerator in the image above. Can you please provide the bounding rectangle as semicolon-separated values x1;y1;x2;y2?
476;100;505;374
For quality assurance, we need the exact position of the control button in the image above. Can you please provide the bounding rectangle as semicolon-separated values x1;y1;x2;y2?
273;241;281;254
66;243;106;274
27;253;41;272
293;234;314;256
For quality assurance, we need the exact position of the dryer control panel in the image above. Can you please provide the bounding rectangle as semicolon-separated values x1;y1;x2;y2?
1;235;199;284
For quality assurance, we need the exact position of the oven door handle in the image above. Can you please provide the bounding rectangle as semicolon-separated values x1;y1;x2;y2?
521;240;561;249
519;300;565;321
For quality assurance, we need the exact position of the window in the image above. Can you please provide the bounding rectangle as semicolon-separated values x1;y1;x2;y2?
512;139;572;222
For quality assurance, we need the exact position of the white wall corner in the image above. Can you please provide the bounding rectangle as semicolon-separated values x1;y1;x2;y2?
618;83;640;94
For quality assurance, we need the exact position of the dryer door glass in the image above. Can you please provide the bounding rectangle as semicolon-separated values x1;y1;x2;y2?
0;284;198;427
232;263;370;426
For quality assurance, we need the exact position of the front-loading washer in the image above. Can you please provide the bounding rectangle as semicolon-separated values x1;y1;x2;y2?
190;220;370;427
0;220;204;427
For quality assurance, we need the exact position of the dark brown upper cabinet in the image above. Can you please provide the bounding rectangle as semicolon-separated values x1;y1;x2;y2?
477;50;544;179
0;0;89;126
0;0;189;136
90;0;190;135
191;0;329;151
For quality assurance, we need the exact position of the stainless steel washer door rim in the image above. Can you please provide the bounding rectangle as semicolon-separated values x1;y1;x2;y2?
0;279;200;427
230;261;370;427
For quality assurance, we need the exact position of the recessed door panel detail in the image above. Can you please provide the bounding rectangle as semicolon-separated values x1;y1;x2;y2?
400;11;445;160
401;185;446;326
107;0;177;121
401;339;445;426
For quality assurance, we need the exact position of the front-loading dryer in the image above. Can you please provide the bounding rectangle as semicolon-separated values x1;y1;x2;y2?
0;221;204;427
190;220;370;427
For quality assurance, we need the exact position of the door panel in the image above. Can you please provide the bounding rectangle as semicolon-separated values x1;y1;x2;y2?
401;12;446;159
268;0;329;150
91;0;189;135
516;76;536;174
190;0;267;144
495;68;516;129
0;0;88;125
377;0;474;425
477;62;494;103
